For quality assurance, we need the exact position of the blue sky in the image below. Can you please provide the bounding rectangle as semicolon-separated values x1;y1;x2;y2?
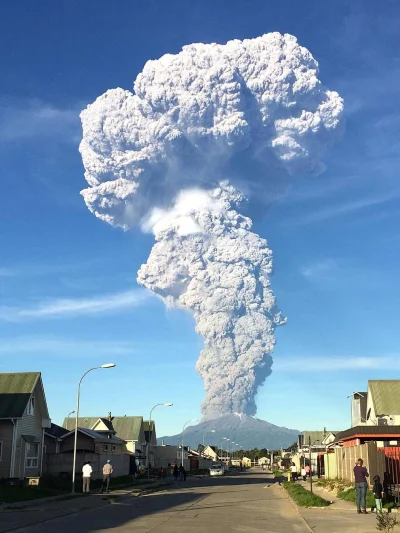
1;0;400;439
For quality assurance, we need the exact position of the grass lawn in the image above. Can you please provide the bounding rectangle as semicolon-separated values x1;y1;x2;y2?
283;482;330;507
337;487;380;509
0;475;156;504
0;485;64;504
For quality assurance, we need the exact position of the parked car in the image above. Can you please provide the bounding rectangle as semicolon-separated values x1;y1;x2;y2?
210;464;224;477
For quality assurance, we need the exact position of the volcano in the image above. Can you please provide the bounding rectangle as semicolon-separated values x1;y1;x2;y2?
159;414;298;450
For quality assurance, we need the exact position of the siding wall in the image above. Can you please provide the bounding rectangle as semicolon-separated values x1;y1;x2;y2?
329;442;386;483
15;382;46;478
60;433;95;453
0;421;14;478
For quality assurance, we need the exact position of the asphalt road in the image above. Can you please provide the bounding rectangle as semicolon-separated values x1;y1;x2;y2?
12;470;310;533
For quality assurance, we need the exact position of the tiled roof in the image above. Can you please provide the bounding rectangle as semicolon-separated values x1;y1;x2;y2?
0;372;40;418
369;380;400;416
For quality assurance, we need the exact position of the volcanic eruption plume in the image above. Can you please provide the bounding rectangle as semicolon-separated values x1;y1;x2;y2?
79;33;344;419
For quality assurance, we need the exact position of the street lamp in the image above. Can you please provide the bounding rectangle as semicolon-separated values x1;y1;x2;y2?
181;419;199;467
71;363;116;493
147;403;173;479
66;410;75;429
218;437;226;460
202;429;215;456
308;437;320;493
223;438;230;465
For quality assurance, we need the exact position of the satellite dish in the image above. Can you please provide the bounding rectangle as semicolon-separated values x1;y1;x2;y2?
367;408;371;421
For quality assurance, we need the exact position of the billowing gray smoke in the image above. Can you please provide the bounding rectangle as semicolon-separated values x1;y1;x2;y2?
79;33;343;419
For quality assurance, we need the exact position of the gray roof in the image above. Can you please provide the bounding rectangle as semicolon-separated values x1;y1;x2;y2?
45;423;69;439
63;416;143;441
0;372;40;418
62;427;125;443
299;430;340;447
369;380;400;416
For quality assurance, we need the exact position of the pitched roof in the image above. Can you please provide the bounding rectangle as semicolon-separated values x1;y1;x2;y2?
63;415;144;441
0;372;40;418
369;380;400;416
299;430;340;447
45;423;69;439
61;427;125;443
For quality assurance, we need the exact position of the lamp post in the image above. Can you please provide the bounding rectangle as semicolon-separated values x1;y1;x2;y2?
147;403;173;479
66;410;75;430
71;363;115;494
218;437;225;460
202;429;215;457
181;419;199;468
223;438;230;467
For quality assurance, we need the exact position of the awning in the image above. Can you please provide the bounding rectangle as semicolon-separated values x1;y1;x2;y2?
22;435;40;444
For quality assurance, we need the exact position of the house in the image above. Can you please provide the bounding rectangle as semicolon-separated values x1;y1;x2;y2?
60;428;125;454
143;421;157;448
63;414;147;456
44;423;69;454
296;429;340;472
43;429;129;478
203;445;219;461
0;372;51;479
365;380;400;426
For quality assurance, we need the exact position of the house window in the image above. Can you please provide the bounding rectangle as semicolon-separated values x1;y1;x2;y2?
26;443;39;468
0;441;3;461
112;445;116;452
27;397;35;416
104;444;109;451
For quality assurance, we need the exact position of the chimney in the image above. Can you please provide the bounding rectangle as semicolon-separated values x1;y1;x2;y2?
108;412;112;422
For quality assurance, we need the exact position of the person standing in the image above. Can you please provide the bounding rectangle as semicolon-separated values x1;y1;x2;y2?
305;464;311;478
373;475;384;514
82;461;92;494
290;463;297;482
353;458;369;514
301;467;306;481
100;460;113;493
173;464;179;481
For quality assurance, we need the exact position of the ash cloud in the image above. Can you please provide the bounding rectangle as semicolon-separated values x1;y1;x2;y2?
79;33;344;418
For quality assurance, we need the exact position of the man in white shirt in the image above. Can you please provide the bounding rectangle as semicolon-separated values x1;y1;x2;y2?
82;461;93;493
290;463;298;482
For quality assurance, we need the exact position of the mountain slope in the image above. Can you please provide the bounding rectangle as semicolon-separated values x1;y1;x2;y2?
159;414;298;450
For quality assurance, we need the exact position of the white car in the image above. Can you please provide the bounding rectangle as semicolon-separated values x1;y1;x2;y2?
210;464;224;477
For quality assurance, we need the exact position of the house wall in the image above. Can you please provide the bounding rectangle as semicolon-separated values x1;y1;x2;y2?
44;435;58;454
14;381;48;478
0;420;14;478
95;442;123;455
60;433;95;453
43;452;130;479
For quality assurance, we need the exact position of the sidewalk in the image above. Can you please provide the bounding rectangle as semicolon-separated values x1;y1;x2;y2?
284;480;384;533
0;482;171;533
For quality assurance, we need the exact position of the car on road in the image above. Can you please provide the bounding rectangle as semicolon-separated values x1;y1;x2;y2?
210;464;224;477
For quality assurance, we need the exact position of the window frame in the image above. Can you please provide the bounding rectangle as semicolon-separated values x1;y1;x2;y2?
0;441;3;462
26;442;39;469
112;445;116;452
27;397;35;416
104;444;109;451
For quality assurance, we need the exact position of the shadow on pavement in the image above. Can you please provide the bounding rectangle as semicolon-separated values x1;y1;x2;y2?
15;471;278;533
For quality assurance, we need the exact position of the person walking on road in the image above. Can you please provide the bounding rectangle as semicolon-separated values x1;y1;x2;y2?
373;475;384;513
100;460;113;493
173;464;179;481
290;463;297;482
353;458;369;514
179;464;186;481
301;467;306;481
82;461;92;494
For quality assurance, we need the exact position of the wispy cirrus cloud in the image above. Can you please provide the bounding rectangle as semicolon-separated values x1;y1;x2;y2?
300;259;339;280
275;356;400;372
0;289;151;321
0;96;81;145
0;336;136;357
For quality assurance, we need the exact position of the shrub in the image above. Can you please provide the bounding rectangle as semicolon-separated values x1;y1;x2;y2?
283;482;330;507
376;513;400;532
